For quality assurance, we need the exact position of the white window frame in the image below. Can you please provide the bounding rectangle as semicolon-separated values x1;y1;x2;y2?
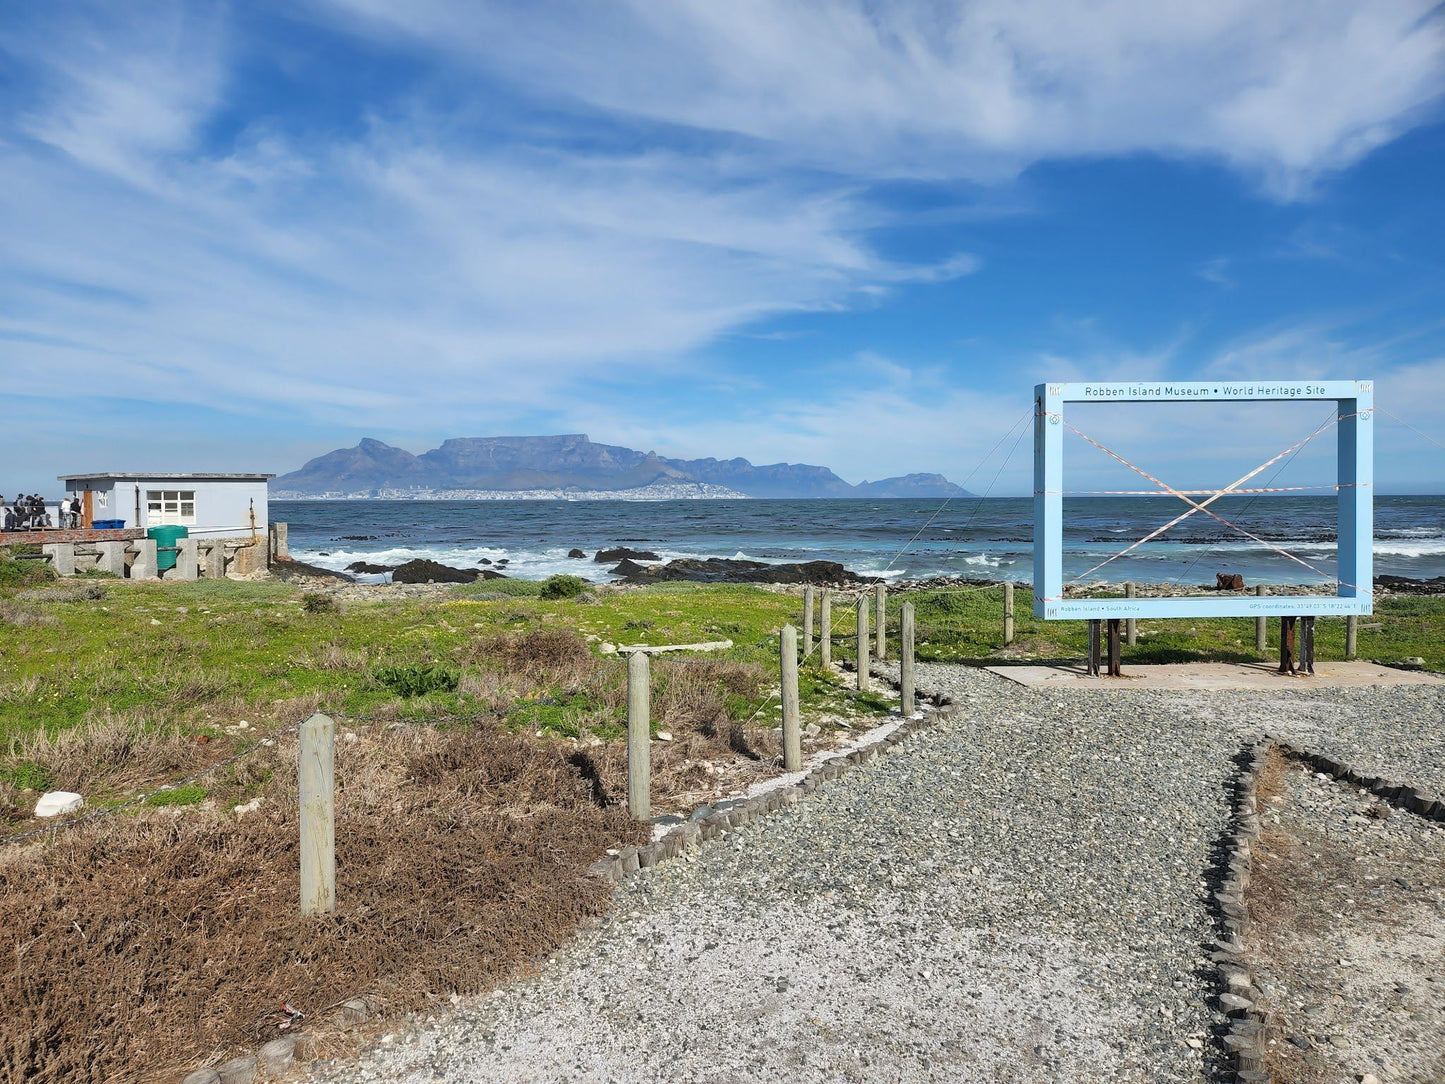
146;489;197;526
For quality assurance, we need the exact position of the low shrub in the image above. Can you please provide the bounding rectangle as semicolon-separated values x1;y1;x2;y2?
373;664;460;697
539;574;588;600
0;551;55;589
301;592;340;615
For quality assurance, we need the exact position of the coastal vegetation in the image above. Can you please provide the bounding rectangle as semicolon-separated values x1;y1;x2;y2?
1;548;1441;1082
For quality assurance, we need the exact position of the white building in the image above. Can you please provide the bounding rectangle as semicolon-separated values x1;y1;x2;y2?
58;472;273;539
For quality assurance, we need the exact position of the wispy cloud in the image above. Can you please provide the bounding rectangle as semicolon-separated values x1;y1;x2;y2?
319;0;1445;196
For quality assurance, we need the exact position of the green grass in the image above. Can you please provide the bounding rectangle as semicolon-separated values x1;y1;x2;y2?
1;545;1440;758
902;584;1445;670
142;783;208;808
0;760;53;791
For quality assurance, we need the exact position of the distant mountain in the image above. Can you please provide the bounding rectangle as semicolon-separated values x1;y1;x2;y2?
273;435;975;499
853;473;974;498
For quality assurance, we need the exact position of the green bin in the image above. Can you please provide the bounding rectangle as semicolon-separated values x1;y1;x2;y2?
147;525;189;572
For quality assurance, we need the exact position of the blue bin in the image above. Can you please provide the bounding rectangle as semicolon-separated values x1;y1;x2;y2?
92;519;125;529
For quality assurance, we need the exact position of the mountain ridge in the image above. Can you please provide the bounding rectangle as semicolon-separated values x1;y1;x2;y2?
273;435;975;499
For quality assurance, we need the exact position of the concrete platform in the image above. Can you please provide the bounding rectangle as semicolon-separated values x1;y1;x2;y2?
984;660;1444;690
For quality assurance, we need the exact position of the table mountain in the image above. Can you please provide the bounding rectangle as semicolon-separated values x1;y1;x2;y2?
273;435;974;499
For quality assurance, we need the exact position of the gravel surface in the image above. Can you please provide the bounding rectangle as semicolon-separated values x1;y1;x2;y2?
304;663;1445;1084
1249;758;1445;1083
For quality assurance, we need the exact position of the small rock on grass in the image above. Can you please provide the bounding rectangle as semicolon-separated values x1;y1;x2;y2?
34;792;83;818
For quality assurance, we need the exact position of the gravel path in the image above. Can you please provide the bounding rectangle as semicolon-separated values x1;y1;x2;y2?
306;664;1445;1084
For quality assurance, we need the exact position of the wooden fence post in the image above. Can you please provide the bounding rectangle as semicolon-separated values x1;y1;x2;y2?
781;625;801;771
900;601;915;717
299;712;336;916
1255;585;1267;652
1124;581;1137;645
1345;613;1358;660
627;651;650;821
802;585;814;655
1003;582;1015;646
820;589;832;667
856;596;870;692
874;583;886;661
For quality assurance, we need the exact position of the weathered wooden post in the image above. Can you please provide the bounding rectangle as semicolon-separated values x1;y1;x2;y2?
1255;585;1267;652
1003;582;1015;645
780;625;801;771
900;601;916;717
820;589;832;667
1278;616;1297;675
1124;582;1137;645
874;583;886;661
627;651;650;820
1345;614;1358;660
802;585;814;655
856;596;870;692
299;712;336;916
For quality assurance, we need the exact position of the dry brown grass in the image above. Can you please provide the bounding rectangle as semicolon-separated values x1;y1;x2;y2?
0;722;649;1084
0;600;57;628
13;718;196;796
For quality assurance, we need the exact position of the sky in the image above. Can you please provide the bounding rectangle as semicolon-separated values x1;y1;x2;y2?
3;0;1445;496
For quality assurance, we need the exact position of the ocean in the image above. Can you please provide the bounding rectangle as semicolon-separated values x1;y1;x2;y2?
274;495;1445;586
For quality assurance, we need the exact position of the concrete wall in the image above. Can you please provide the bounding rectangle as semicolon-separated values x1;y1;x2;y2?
38;536;265;581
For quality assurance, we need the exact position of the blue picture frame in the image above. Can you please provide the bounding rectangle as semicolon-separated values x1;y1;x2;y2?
1032;380;1373;619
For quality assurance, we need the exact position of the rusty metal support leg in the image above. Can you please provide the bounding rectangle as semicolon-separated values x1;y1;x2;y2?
1087;619;1101;677
1300;616;1315;676
1277;616;1297;675
1106;618;1123;677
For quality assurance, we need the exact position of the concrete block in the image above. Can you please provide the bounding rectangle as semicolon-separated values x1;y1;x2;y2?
182;1070;221;1084
42;543;76;577
129;539;158;580
173;538;200;581
216;1056;257;1084
197;539;222;578
95;541;127;576
269;521;289;561
258;1036;297;1074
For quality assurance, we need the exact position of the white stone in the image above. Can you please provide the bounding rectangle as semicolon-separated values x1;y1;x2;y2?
35;791;83;818
233;797;264;816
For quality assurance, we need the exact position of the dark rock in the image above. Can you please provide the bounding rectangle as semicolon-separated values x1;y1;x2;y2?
390;559;479;584
619;557;866;585
346;561;394;574
1216;572;1246;591
1375;574;1445;595
479;569;508;580
269;559;351;583
594;547;661;563
609;558;648;577
478;558;492;565
338;535;379;541
568;548;587;559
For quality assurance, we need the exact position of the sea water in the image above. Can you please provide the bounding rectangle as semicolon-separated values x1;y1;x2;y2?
274;495;1445;586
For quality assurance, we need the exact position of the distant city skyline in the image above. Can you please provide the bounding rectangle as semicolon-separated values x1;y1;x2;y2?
3;1;1445;495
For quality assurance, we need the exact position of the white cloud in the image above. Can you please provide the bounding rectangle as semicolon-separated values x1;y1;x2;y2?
319;0;1445;196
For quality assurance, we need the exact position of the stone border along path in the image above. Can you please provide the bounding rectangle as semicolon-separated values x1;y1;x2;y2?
263;662;1440;1084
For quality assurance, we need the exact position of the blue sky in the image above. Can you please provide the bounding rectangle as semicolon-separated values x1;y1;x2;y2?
3;0;1445;495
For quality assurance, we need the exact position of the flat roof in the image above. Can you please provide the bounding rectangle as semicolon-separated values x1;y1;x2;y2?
59;472;275;482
